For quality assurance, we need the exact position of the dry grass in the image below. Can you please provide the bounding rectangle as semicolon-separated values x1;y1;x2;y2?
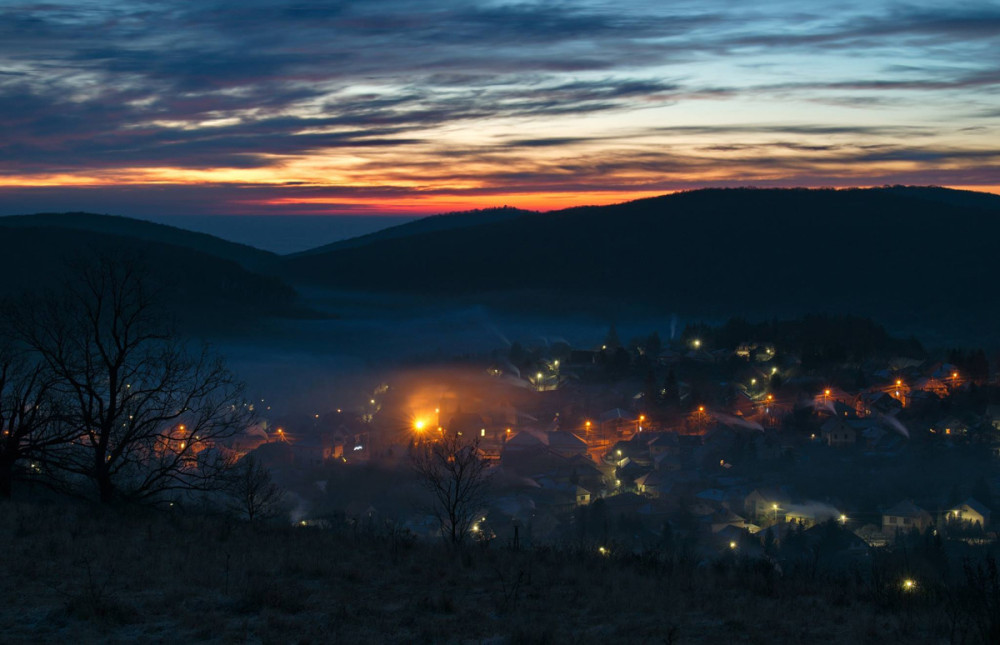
0;502;975;643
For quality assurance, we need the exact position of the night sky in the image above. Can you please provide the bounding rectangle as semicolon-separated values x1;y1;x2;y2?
1;1;998;217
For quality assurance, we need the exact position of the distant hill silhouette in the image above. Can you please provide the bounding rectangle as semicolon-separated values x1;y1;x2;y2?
287;206;536;257
0;212;279;273
282;186;1000;327
0;227;300;333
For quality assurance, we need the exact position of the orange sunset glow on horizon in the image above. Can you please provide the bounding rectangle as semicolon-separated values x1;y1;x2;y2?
1;1;997;219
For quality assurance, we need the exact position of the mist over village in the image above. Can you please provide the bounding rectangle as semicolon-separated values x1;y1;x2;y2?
2;0;1000;643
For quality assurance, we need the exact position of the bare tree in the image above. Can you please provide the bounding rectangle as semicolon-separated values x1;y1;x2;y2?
412;432;491;547
0;338;65;498
12;255;253;503
226;453;285;523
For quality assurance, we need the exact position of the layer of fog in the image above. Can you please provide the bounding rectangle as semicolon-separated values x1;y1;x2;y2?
212;288;677;419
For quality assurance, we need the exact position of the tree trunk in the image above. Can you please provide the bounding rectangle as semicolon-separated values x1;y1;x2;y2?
96;468;115;503
0;460;13;500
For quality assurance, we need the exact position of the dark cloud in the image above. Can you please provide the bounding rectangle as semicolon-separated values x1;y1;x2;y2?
0;0;997;212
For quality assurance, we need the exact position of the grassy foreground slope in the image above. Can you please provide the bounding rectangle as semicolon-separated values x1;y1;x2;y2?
0;503;987;644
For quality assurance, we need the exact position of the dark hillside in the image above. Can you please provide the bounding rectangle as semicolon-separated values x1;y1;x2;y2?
287;206;535;257
0;227;299;333
283;187;1000;327
0;212;279;273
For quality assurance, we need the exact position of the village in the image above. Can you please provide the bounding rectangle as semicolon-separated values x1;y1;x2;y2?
232;316;1000;578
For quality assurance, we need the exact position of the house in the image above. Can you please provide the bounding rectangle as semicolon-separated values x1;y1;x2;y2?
710;509;756;534
914;376;949;398
802;522;869;555
653;451;682;472
882;500;933;535
861;426;886;449
616;459;649;487
782;504;836;529
635;469;673;498
252;441;295;469
546;430;589;459
716;524;759;554
932;416;969;438
608;434;653;464
831;400;856;419
647;432;680;459
696;488;730;506
744;487;791;524
532;476;593;509
500;430;552;473
821;418;857;447
600;407;637;435
448;412;488;437
862;391;903;415
985;404;1000;430
947;498;991;528
854;524;889;548
291;439;329;468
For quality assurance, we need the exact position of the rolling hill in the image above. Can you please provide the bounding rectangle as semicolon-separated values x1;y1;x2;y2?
287;206;536;257
0;227;301;333
282;186;1000;328
0;212;280;274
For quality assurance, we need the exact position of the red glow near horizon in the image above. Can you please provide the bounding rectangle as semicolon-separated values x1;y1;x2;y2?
252;190;673;215
242;183;1000;216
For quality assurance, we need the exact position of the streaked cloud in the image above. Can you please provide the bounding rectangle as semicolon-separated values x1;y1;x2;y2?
0;0;997;215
